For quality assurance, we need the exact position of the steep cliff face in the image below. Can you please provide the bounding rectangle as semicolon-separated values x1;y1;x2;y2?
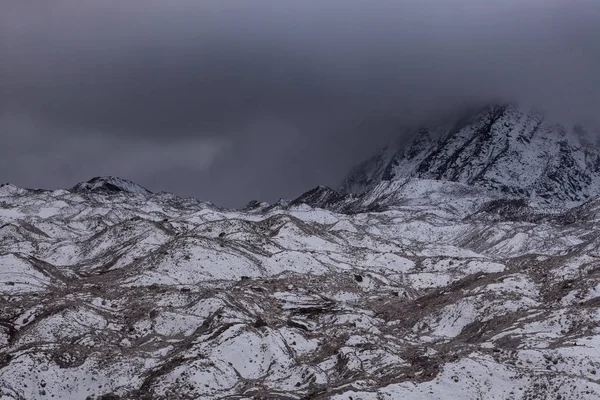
342;105;600;207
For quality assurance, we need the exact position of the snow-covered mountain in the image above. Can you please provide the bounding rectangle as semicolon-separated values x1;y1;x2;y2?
72;176;153;196
2;171;600;399
342;105;600;207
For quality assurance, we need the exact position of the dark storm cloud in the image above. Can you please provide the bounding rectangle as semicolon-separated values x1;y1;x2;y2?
1;0;600;205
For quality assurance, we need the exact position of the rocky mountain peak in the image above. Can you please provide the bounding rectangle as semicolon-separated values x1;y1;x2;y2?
342;104;600;207
71;176;152;196
290;185;346;208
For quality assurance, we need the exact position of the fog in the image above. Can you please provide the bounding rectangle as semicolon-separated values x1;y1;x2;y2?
1;0;599;205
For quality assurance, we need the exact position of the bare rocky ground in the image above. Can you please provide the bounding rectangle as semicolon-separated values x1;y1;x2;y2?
2;178;600;399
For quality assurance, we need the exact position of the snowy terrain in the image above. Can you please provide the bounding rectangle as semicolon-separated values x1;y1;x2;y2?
3;106;600;399
0;170;600;399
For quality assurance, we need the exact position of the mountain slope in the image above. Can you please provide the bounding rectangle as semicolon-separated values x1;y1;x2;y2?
342;105;600;207
1;178;600;399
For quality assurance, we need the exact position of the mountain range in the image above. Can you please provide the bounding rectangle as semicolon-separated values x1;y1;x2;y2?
2;105;600;399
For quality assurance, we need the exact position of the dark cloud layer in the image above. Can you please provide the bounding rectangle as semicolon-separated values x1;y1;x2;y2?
1;1;599;206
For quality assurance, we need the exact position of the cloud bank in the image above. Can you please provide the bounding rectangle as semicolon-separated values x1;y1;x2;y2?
1;0;599;205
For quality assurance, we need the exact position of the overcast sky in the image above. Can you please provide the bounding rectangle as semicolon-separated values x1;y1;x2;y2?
1;1;599;206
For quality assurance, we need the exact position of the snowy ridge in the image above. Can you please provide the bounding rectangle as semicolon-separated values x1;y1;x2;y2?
342;105;600;207
1;177;600;399
72;176;153;196
289;178;502;217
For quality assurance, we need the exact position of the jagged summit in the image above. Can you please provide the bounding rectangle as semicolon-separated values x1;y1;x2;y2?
342;104;600;207
290;185;346;208
71;176;152;196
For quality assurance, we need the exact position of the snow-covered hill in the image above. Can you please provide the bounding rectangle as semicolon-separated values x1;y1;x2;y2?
71;176;153;196
1;174;600;399
342;105;600;207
